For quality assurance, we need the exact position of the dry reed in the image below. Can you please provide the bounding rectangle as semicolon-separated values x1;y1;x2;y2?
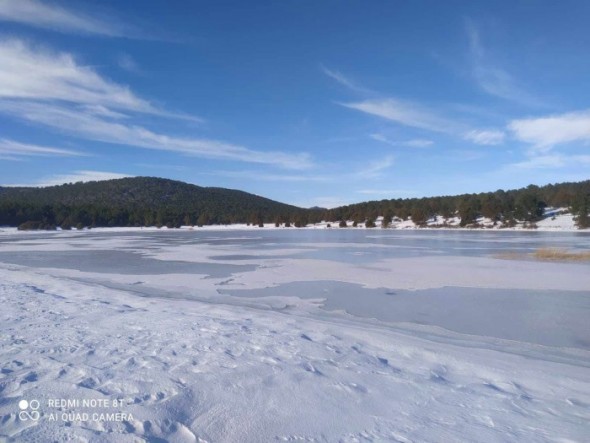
532;248;590;261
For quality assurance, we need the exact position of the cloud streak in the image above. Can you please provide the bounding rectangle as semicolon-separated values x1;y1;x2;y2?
0;39;313;170
505;154;590;170
321;65;373;95
0;0;130;37
0;39;197;121
0;138;86;159
370;133;434;148
463;129;505;146
342;99;457;134
117;53;141;74
354;155;395;179
466;19;541;107
0;101;313;169
345;98;504;145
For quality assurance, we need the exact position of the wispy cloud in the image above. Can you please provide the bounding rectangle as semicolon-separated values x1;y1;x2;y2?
345;98;505;146
463;129;504;145
342;98;457;134
0;39;197;121
369;133;395;145
0;101;314;169
0;138;86;159
370;133;434;148
0;0;131;37
4;170;133;187
321;65;373;95
0;39;313;170
354;155;394;179
508;110;590;150
508;155;565;170
466;19;541;107
505;154;590;170
117;53;141;74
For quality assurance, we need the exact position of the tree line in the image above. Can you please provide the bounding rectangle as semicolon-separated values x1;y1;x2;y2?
0;177;313;230
322;181;590;229
0;177;588;230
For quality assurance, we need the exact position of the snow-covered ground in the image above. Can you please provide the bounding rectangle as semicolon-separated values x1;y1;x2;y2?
1;230;589;442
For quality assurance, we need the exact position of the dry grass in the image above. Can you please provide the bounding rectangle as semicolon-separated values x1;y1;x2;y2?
532;248;590;262
494;248;590;262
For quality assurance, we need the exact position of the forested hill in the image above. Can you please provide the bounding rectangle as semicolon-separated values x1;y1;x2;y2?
325;180;590;228
0;177;305;229
1;177;589;230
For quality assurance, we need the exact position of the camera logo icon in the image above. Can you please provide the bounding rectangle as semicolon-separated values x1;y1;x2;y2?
18;399;40;421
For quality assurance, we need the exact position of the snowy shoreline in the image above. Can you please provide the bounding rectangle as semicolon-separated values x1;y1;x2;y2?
1;220;588;235
1;208;587;234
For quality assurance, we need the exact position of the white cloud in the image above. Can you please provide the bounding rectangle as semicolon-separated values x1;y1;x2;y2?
369;133;394;145
0;101;314;169
0;39;313;169
349;99;501;146
508;111;590;149
0;39;169;116
502;152;590;174
0;138;85;158
0;0;129;36
343;99;457;134
463;129;505;145
4;170;133;187
0;154;22;161
370;133;434;148
80;104;129;119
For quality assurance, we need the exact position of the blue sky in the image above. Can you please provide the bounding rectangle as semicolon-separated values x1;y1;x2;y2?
0;0;589;208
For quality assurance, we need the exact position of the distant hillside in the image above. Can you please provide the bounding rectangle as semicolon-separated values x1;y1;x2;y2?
0;177;305;229
324;180;590;229
0;177;589;230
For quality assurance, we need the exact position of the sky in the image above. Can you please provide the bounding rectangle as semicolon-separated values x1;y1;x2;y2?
0;0;589;208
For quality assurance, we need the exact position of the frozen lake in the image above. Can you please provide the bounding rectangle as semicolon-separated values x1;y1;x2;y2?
0;229;589;349
1;228;589;442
